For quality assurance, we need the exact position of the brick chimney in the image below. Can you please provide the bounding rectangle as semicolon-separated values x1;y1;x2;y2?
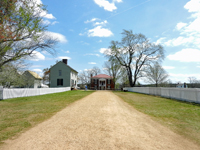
62;59;68;65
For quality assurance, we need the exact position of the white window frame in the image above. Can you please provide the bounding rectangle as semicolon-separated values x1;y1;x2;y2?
108;79;110;84
95;79;97;84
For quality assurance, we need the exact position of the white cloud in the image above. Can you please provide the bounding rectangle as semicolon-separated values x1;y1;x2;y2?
32;68;43;77
155;37;166;45
169;73;200;83
42;20;51;25
28;51;45;61
94;20;108;26
45;31;67;43
167;48;200;62
84;18;99;23
98;40;102;42
99;48;112;54
41;51;51;55
85;18;108;26
79;33;84;36
84;69;93;71
99;48;112;55
85;54;101;57
176;22;187;30
88;62;97;64
32;69;42;73
33;0;56;19
93;0;122;12
88;26;113;37
65;51;70;53
103;67;109;70
43;13;56;19
99;48;108;53
184;17;200;33
57;56;71;60
184;0;200;13
164;36;195;47
84;19;112;37
159;0;200;48
163;66;175;70
52;21;59;25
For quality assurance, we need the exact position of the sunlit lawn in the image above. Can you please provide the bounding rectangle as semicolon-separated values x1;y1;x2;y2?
0;90;94;145
114;91;200;145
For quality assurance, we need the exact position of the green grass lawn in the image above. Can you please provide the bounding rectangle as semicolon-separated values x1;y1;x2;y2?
114;91;200;145
0;90;94;145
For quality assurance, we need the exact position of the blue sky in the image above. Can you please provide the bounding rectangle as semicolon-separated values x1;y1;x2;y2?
28;0;200;83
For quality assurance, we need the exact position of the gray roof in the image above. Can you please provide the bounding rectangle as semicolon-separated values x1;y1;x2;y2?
50;61;78;73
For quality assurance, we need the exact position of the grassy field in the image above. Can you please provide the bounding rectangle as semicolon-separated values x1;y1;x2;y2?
0;90;94;145
114;91;200;145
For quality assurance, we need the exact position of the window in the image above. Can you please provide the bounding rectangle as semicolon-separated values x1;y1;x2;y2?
59;70;62;76
71;79;74;86
95;79;97;84
107;86;110;89
57;79;63;86
108;79;110;84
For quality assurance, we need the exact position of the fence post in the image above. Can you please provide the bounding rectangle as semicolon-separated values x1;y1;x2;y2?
0;86;3;100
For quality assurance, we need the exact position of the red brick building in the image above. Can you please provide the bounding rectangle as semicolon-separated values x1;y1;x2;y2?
90;74;115;90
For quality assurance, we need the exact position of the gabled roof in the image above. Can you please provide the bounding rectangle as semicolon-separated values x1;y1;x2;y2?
91;74;113;79
26;70;42;80
66;64;78;73
50;61;78;73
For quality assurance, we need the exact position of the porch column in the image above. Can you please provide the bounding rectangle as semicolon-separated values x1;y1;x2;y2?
105;79;106;90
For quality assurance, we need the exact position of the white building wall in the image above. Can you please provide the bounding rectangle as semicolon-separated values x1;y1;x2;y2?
34;80;42;88
70;71;78;87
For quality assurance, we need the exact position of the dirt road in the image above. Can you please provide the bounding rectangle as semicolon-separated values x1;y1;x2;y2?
1;91;199;150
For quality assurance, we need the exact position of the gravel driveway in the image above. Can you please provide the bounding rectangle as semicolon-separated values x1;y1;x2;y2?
1;91;199;150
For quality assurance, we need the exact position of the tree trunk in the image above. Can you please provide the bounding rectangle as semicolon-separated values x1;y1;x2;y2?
127;67;133;87
132;78;136;87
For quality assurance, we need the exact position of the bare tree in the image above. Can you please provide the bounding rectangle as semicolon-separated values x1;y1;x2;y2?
91;66;101;76
105;30;164;87
78;70;90;86
144;62;169;87
78;66;101;87
42;68;50;85
0;0;58;70
103;59;122;88
188;76;200;88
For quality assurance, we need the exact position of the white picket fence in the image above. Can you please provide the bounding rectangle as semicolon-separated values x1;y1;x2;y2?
0;87;70;100
123;87;200;103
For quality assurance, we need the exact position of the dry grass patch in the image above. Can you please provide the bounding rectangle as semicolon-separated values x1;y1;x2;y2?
0;90;94;145
114;91;200;145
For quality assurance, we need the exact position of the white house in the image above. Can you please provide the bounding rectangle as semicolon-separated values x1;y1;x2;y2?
22;70;42;88
176;83;188;88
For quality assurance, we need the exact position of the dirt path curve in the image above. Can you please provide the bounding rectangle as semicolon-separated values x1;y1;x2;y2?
1;91;199;150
